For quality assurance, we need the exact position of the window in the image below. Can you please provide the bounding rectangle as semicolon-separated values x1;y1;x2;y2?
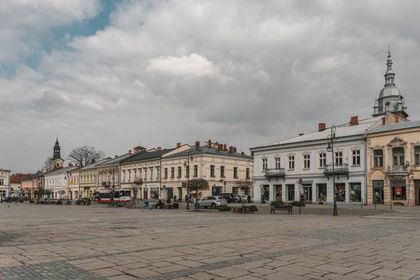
288;155;295;170
286;184;295;201
134;169;137;179
246;168;250;179
149;167;153;181
392;147;405;166
352;150;361;166
415;146;420;166
164;168;168;179
220;166;225;178
171;167;175;178
335;183;345;202
275;157;281;169
319;153;326;168
185;165;190;178
233;167;238;179
144;168;147;181
128;170;131;182
210;165;215;177
303;154;310;169
177;166;182;178
194;165;198;177
373;149;383;168
156;167;160;179
335;151;343;166
349;183;361;202
262;158;268;171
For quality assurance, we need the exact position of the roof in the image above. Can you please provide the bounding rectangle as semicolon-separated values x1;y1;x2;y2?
0;169;11;173
10;173;31;183
165;146;253;160
22;172;43;181
369;120;420;134
79;157;113;171
96;153;132;167
44;166;79;177
251;116;383;150
122;148;175;164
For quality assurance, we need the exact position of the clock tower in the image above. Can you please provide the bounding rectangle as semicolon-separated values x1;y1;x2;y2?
50;137;64;170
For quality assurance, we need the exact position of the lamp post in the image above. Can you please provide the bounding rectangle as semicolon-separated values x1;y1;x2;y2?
184;154;193;210
327;125;338;216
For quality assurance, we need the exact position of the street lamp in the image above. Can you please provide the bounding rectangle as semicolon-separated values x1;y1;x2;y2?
327;125;338;216
184;154;193;210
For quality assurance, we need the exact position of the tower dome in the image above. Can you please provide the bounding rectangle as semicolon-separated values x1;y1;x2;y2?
372;47;408;118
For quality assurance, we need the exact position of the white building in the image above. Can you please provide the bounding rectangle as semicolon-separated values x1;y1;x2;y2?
250;116;385;204
44;166;78;199
0;169;11;198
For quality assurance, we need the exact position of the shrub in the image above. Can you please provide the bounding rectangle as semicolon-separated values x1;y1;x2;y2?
218;205;231;212
249;205;258;212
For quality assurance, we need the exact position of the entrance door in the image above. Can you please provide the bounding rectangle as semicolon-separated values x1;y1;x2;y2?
415;180;420;205
274;185;282;202
212;186;222;196
373;180;384;204
316;184;327;202
335;183;345;202
303;184;312;202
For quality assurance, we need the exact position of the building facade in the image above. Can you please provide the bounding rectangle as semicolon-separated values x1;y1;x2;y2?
68;168;80;200
44;166;78;199
367;121;420;206
251;117;384;204
162;141;253;201
79;158;112;198
0;169;11;198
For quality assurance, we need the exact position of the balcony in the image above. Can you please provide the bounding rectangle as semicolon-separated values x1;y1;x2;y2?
324;164;349;179
263;168;286;179
386;165;409;176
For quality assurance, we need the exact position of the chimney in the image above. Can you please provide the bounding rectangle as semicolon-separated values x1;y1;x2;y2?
114;155;118;158
128;150;132;155
218;144;223;151
350;116;359;126
176;142;181;148
299;133;304;136
223;144;227;151
233;147;237;153
229;146;233;153
195;141;200;150
157;147;161;150
318;123;326;132
68;163;73;167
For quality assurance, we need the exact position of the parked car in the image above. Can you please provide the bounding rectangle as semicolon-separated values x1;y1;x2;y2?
219;193;242;203
195;196;227;208
75;197;91;205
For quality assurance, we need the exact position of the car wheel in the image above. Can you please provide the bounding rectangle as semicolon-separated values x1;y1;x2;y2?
211;203;216;208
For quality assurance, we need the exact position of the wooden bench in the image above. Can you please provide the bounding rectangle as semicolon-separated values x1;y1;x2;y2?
270;202;293;214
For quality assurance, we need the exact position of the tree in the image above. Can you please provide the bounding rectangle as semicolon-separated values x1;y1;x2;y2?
68;146;105;167
183;178;209;200
235;179;253;213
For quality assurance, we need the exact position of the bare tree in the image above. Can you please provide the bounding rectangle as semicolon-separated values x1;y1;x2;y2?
68;146;105;167
235;179;253;213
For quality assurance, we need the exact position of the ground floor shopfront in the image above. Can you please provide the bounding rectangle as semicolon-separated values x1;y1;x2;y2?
367;175;420;206
253;175;366;204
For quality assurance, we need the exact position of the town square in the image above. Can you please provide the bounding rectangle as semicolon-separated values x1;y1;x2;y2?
2;1;420;279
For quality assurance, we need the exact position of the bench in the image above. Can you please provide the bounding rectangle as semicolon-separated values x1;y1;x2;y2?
270;202;293;214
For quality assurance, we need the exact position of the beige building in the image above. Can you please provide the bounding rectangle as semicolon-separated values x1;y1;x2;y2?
79;158;111;198
68;168;80;200
161;141;253;200
367;121;420;206
120;145;190;200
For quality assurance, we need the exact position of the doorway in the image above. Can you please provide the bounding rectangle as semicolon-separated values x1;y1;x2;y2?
415;180;420;206
373;180;384;204
261;185;269;202
303;184;312;202
274;185;282;202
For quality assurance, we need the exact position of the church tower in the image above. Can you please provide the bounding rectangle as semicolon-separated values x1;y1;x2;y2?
50;137;64;170
373;47;408;118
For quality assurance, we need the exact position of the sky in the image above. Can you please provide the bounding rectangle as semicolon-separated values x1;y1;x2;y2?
1;0;420;173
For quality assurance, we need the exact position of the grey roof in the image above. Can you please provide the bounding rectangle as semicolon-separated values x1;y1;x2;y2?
122;149;175;163
79;157;113;171
44;166;79;176
165;146;253;160
22;172;43;181
251;116;383;150
369;120;420;134
96;153;132;167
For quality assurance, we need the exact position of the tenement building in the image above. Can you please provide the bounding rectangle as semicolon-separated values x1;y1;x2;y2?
251;49;411;204
367;121;420;206
0;169;11;198
162;141;253;200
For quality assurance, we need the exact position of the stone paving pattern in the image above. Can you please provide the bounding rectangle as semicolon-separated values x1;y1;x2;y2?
1;204;420;279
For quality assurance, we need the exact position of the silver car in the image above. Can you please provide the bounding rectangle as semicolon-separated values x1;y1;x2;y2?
196;196;227;208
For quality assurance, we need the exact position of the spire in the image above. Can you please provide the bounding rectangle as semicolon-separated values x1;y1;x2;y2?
384;45;396;86
52;137;61;160
55;136;59;145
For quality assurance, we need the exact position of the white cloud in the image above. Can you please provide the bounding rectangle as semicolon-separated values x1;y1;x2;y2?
147;53;226;80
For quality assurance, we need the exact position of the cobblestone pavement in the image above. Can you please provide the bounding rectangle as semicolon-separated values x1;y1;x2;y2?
1;204;420;279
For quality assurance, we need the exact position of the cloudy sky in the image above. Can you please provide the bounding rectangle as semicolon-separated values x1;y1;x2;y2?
1;0;420;172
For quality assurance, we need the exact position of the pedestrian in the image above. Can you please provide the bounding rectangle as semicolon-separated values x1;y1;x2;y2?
247;194;251;204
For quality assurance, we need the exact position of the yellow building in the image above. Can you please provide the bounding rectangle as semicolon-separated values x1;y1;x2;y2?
79;158;111;198
367;121;420;206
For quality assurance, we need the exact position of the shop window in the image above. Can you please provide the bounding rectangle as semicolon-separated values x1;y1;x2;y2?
349;183;361;202
335;183;345;202
392;187;406;200
286;184;295;201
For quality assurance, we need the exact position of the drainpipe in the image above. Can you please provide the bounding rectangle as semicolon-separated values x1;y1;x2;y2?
363;130;368;206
